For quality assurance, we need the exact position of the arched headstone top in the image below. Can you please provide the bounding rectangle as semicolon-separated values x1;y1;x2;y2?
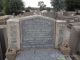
7;15;55;23
19;15;55;22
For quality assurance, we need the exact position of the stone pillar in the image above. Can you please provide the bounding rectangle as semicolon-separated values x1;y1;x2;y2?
7;19;20;50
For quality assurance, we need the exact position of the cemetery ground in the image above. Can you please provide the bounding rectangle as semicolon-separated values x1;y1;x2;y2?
0;11;80;60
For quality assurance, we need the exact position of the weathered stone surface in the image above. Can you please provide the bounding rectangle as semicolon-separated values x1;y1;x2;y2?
20;15;55;49
16;49;66;60
7;19;20;49
7;15;56;49
6;49;17;60
7;15;67;60
56;20;67;48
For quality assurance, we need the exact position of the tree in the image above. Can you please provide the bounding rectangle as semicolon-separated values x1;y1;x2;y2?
46;7;51;12
51;0;66;11
0;0;3;12
25;6;32;12
65;0;80;11
3;0;24;15
38;1;46;11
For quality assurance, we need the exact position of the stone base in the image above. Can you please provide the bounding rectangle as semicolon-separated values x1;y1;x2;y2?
60;46;71;55
6;48;17;60
5;48;72;60
16;49;66;60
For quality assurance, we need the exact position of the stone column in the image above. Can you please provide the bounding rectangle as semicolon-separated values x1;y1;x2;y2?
7;19;20;50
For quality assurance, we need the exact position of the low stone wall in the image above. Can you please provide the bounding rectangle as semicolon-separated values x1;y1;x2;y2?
0;15;12;25
42;12;56;18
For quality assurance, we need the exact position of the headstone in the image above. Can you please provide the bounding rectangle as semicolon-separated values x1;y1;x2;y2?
7;15;56;49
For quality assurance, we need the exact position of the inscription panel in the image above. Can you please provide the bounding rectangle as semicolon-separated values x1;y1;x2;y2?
20;17;55;48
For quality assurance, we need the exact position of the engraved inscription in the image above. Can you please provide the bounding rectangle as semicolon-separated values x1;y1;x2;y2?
20;18;55;48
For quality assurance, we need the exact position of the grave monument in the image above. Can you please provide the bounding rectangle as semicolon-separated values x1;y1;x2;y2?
6;15;66;60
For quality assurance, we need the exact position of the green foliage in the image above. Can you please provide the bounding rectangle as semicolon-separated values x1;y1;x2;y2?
0;0;3;12
51;0;66;11
25;7;32;12
65;0;80;11
38;1;46;11
3;0;24;15
46;7;51;12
